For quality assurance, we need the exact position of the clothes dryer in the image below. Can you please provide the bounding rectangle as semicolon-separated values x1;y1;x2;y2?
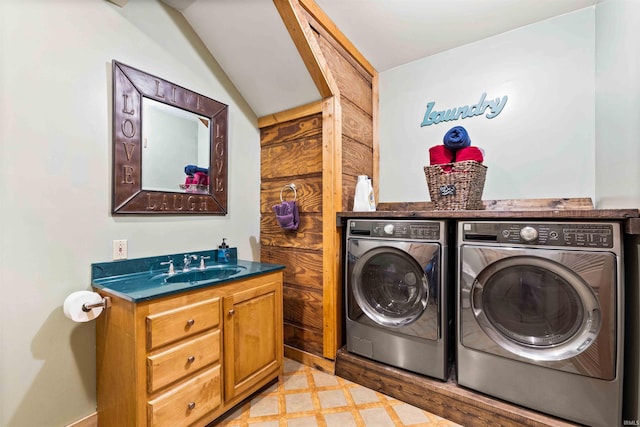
345;219;449;379
457;221;623;427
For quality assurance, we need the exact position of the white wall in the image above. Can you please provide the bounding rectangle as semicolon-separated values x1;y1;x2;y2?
595;0;640;208
378;8;596;204
594;1;640;422
0;0;260;425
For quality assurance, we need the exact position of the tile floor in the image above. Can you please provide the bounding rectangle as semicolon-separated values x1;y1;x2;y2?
214;358;463;427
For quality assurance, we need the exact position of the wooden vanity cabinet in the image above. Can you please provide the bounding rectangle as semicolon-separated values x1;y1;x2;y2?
95;271;283;427
223;279;282;400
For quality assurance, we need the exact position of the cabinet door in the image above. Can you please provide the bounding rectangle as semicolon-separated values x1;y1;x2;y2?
223;278;283;400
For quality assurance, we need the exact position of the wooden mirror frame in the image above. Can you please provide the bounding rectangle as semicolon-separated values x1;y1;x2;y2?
112;60;228;214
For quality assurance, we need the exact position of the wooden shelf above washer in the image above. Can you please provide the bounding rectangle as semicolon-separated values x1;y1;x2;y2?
337;198;640;234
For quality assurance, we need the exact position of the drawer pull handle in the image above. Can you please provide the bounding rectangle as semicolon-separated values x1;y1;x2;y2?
186;319;195;326
188;402;196;410
187;356;195;363
228;309;235;316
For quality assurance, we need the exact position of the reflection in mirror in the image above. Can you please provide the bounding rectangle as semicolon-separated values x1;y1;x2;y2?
142;99;210;194
112;60;228;214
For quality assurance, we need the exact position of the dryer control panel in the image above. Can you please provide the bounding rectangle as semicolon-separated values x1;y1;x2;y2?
348;220;441;240
462;222;614;248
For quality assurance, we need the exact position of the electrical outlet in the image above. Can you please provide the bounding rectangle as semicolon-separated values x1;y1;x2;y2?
113;239;128;260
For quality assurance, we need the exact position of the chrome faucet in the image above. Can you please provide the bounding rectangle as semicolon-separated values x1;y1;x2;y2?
160;259;175;275
199;256;211;270
183;254;198;272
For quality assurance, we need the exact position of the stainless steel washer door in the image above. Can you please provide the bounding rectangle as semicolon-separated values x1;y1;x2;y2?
460;245;617;380
472;255;600;361
352;246;428;327
347;239;440;340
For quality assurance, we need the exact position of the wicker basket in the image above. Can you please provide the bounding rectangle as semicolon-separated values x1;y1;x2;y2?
423;160;487;210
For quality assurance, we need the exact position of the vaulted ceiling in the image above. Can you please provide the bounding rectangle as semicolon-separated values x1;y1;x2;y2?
161;0;597;118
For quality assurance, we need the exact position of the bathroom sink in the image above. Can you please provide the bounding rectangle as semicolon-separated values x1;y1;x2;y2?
164;265;247;284
92;252;285;302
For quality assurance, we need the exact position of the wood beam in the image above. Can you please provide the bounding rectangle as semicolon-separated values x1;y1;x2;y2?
273;0;339;98
372;73;380;200
257;100;323;129
298;0;376;76
321;96;343;360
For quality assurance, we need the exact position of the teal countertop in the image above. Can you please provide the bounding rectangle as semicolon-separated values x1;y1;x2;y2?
91;248;285;302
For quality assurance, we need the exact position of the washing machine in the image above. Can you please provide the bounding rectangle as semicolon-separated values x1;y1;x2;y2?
457;221;624;427
345;219;449;379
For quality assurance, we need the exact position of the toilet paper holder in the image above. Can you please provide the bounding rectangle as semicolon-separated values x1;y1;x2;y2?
82;296;111;312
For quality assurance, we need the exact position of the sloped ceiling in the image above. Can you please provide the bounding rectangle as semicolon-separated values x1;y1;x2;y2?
315;0;597;72
163;0;321;118
162;0;596;118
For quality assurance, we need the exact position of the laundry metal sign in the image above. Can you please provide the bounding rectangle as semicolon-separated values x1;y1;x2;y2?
420;92;508;127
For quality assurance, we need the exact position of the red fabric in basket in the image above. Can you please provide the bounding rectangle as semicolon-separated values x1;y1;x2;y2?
455;146;484;163
429;145;454;165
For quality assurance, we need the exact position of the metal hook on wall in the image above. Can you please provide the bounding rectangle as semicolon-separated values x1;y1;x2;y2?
280;183;297;202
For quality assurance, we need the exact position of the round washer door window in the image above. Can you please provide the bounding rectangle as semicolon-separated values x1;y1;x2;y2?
352;247;429;327
471;255;601;361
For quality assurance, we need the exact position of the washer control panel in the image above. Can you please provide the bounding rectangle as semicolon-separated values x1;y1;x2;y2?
462;222;614;248
348;220;441;240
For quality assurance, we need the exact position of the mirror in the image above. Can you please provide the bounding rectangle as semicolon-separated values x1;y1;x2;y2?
112;60;228;214
141;99;210;193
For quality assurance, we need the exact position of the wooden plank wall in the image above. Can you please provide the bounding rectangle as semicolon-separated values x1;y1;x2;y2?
260;0;376;362
305;11;375;212
260;113;326;357
307;10;375;360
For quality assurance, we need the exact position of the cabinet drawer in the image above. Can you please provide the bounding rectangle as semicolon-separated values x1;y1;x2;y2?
147;330;221;393
147;365;221;427
146;298;220;350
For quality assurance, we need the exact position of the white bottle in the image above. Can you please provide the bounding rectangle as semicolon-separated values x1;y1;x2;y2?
353;175;370;211
367;178;376;211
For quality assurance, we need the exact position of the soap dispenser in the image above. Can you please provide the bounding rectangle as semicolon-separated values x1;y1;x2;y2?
217;238;230;263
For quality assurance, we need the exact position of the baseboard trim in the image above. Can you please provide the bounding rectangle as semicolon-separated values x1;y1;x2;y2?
66;412;97;427
335;347;578;427
284;345;335;374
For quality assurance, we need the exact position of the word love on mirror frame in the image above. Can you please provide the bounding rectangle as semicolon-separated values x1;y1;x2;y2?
112;60;228;214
